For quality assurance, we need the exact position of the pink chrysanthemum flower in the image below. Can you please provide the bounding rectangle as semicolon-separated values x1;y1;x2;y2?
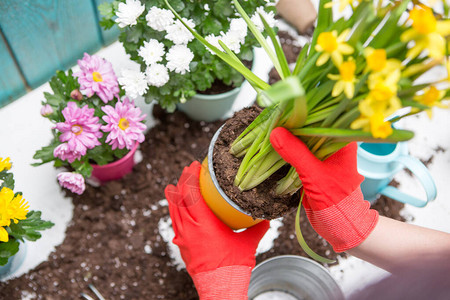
74;53;120;103
53;143;82;163
101;98;146;150
57;172;85;195
55;102;102;156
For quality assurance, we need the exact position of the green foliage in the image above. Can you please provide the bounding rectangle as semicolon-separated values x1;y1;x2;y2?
0;239;19;266
99;0;275;111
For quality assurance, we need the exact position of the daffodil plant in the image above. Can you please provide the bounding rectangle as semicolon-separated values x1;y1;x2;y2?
166;0;450;262
0;157;54;266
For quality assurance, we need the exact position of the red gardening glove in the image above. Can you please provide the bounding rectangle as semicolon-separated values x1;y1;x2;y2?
270;127;379;252
165;161;270;300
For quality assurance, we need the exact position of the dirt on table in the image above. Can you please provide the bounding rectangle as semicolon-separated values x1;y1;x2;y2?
0;31;406;300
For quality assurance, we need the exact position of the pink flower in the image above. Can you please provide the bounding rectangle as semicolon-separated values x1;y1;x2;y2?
101;98;146;150
57;172;85;195
74;53;120;103
53;143;82;163
40;104;53;116
55;102;102;156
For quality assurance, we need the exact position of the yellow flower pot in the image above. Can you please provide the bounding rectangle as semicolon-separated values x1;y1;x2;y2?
199;126;263;230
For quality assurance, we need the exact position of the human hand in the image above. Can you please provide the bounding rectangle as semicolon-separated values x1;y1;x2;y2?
165;161;270;299
270;127;378;252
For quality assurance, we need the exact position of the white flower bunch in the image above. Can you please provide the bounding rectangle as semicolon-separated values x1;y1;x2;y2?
114;1;197;98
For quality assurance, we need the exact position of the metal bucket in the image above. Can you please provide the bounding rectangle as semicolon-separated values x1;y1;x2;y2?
248;255;344;300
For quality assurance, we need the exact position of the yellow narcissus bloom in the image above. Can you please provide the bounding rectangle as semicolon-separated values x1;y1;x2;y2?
315;29;354;66
351;71;402;138
328;59;357;98
0;157;12;172
414;86;447;118
364;48;403;74
400;6;450;59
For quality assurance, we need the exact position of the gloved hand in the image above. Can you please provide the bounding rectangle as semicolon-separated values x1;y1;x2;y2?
165;161;270;300
270;127;379;252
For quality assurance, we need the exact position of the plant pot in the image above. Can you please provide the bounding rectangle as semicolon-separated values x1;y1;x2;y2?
177;86;241;122
199;125;264;230
0;241;27;280
90;142;138;184
248;255;344;300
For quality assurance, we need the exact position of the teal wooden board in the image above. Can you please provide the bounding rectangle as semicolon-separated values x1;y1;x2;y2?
0;0;103;89
0;37;26;107
95;0;120;45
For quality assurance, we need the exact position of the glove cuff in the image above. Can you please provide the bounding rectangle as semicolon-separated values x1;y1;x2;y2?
192;265;252;300
305;187;379;253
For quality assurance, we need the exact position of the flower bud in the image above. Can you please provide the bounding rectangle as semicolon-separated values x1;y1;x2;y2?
40;104;53;117
70;89;83;100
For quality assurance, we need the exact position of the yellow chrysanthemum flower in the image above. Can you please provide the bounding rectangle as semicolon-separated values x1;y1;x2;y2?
328;59;357;98
400;6;450;59
0;187;14;242
0;157;12;172
315;29;354;66
8;193;29;224
364;48;403;75
414;86;447;118
0;187;30;242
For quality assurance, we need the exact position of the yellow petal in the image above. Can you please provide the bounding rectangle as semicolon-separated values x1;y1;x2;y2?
316;53;330;66
0;227;9;242
337;28;351;42
328;73;340;80
436;20;450;36
426;33;445;59
331;52;343;66
351;117;370;131
332;80;345;97
400;28;418;42
338;43;354;55
344;82;355;99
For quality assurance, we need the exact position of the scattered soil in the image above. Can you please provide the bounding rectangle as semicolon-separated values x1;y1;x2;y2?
213;106;299;219
0;31;406;299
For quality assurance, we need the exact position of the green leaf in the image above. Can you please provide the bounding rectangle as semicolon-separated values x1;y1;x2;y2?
0;172;14;190
8;211;54;242
0;239;19;266
295;193;335;264
260;12;290;78
310;0;332;57
98;2;115;18
32;139;60;166
257;76;304;107
291;128;415;143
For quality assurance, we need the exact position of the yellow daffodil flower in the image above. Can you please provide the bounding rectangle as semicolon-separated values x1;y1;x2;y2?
364;48;403;75
414;86;447;118
369;112;393;138
0;157;12;172
400;6;450;59
328;59;357;98
445;58;450;82
315;29;354;66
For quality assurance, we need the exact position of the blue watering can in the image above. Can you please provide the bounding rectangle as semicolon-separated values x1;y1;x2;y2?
357;141;437;207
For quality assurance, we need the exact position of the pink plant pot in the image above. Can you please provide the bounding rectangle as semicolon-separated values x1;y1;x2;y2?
90;142;138;184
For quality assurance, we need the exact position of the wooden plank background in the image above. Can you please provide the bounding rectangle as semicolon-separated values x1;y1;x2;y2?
0;0;119;107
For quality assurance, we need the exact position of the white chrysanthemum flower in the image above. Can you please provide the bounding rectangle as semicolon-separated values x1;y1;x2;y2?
146;64;169;87
229;18;248;43
205;34;221;55
250;6;277;32
220;32;242;54
118;69;149;99
138;39;165;65
145;7;174;31
166;45;194;74
115;0;145;28
165;18;195;45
